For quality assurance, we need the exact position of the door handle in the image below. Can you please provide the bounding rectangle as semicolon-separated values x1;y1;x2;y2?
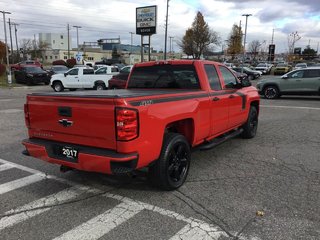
229;95;235;99
212;97;220;101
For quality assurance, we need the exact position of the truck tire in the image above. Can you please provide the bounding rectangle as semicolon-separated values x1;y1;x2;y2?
95;83;106;90
148;133;191;190
241;106;258;139
263;85;279;99
53;81;64;92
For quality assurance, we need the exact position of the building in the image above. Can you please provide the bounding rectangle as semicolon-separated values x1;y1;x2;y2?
39;33;70;50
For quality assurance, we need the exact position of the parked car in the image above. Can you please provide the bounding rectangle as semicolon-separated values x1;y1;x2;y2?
108;65;133;89
255;63;271;74
11;60;42;71
230;69;248;82
14;66;50;85
223;62;235;68
51;66;119;92
274;63;292;75
233;67;261;80
293;63;307;70
256;67;320;99
47;65;69;76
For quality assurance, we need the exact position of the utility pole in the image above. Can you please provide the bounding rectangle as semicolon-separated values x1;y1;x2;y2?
1;10;12;85
8;18;13;63
164;0;169;60
67;24;70;59
129;32;134;64
73;25;81;53
12;23;19;62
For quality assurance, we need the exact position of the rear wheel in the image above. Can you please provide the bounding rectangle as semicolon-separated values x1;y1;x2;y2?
53;81;64;92
263;85;279;99
148;133;191;190
95;83;106;90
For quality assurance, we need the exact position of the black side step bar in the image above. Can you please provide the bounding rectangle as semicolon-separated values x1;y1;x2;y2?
199;129;244;151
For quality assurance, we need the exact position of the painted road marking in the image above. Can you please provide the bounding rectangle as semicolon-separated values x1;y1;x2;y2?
0;186;101;231
0;99;13;102
0;164;14;172
261;105;320;111
0;158;259;240
0;174;44;195
53;201;144;240
0;109;23;113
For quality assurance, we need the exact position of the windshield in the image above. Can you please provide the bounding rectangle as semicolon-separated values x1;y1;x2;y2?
277;63;287;67
24;67;45;73
128;64;200;89
257;64;266;67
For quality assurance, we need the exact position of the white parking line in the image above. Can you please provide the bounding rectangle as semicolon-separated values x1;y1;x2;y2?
53;201;144;240
261;105;320;111
0;174;44;195
0;99;13;102
0;158;258;240
0;186;101;231
0;164;14;172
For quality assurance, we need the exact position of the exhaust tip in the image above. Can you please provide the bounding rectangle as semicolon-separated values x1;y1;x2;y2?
60;165;73;173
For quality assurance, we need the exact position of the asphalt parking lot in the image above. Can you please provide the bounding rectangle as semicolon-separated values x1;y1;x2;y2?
0;79;319;240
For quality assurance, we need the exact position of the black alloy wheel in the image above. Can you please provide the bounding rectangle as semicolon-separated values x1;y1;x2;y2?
263;86;279;99
148;133;191;190
242;106;258;139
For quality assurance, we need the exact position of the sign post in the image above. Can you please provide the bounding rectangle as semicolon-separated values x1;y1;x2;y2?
136;5;157;62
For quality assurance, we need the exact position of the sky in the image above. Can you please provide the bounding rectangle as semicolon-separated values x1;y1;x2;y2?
0;0;320;54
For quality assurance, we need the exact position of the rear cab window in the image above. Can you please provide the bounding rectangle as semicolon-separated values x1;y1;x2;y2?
204;64;221;91
127;64;200;89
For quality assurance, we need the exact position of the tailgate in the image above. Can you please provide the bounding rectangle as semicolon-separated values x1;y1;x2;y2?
27;95;116;150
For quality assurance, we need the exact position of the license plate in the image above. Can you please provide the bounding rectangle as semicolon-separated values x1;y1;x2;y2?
61;146;78;159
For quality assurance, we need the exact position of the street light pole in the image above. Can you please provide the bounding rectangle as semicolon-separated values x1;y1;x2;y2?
242;13;251;73
164;0;169;60
1;10;12;85
73;25;81;53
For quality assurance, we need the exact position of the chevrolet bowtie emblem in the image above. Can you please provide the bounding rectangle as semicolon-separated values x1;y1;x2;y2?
58;119;73;127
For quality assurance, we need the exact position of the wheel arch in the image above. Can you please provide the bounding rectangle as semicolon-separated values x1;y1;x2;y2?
164;118;195;146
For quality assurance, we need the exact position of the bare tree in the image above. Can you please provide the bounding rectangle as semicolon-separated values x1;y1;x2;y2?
248;40;261;60
288;31;301;54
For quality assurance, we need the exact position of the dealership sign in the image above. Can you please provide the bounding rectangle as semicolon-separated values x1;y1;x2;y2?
136;5;157;35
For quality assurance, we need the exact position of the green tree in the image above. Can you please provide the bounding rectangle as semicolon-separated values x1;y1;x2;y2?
302;46;317;60
179;11;220;59
227;24;243;58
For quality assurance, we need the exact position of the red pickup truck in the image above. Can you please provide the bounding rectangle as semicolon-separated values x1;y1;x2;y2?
22;60;260;190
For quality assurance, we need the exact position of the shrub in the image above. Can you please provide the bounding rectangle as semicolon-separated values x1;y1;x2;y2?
0;64;6;76
52;60;67;66
66;58;76;68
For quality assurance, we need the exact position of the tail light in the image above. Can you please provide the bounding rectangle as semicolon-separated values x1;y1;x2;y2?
115;108;139;141
24;104;30;128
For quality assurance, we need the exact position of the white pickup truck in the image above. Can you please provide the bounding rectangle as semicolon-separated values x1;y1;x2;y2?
50;66;119;92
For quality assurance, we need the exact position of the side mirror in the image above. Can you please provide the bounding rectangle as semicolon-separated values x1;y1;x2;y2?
282;75;288;79
64;73;67;77
240;78;251;87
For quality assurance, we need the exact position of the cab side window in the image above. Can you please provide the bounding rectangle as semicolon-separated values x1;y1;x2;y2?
289;70;303;78
219;66;238;89
204;64;221;90
68;68;79;75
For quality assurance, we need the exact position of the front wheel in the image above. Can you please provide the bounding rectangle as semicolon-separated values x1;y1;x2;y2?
148;133;191;190
53;81;64;92
242;106;258;139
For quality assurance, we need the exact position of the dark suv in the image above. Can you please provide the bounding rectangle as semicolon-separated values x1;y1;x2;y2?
256;67;320;99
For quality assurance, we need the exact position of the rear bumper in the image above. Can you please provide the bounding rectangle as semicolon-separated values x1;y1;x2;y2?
22;138;138;174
